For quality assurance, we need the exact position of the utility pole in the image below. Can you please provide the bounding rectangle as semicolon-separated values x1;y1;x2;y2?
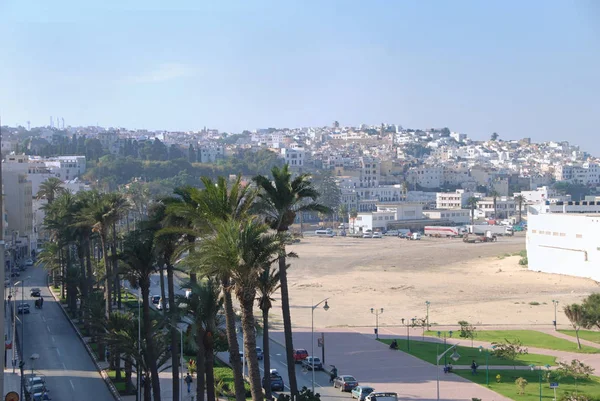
0;116;6;398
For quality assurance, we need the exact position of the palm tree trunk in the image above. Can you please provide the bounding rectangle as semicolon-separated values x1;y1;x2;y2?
196;325;206;401
166;262;180;401
205;328;216;401
125;357;133;393
141;284;162;401
221;277;245;401
60;248;66;299
278;254;298;397
262;307;272;400
240;294;263;401
100;233;112;318
575;328;582;349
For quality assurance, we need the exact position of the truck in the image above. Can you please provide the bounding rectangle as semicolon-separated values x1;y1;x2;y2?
468;224;512;236
424;226;468;238
463;231;497;243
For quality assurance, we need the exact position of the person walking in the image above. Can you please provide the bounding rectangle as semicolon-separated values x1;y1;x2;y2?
185;373;193;393
471;360;478;375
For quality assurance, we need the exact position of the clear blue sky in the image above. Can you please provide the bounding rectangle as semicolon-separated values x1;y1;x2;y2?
1;1;599;155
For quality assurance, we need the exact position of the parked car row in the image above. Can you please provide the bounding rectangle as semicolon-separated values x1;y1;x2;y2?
335;377;398;401
25;374;50;400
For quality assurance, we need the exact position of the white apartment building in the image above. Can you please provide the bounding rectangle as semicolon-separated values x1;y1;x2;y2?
527;214;600;280
353;203;424;232
358;157;380;187
476;197;516;218
2;171;34;253
515;186;569;204
422;209;471;224
198;145;225;163
407;166;443;189
436;190;474;209
280;147;305;168
554;163;600;185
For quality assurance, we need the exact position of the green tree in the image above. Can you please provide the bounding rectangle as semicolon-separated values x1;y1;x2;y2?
491;132;499;141
564;304;586;349
36;177;67;205
489;190;500;219
120;224;162;401
257;266;280;400
514;195;525;223
314;170;341;221
554;359;595;394
253;165;329;398
491;339;528;369
458;320;477;347
337;204;349;224
581;293;600;329
515;377;528;395
350;208;358;233
466;197;479;224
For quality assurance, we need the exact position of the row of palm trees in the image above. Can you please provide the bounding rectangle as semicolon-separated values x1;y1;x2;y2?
38;165;327;401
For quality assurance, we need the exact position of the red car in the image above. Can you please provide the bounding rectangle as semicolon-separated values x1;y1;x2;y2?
293;349;309;363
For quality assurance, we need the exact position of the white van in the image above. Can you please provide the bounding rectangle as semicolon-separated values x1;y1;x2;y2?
315;229;334;237
365;392;398;401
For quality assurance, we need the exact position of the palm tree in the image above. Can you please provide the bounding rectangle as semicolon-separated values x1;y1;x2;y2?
257;266;280;400
195;218;280;401
105;192;130;309
176;279;223;401
489;190;500;219
514;195;525;223
103;311;133;380
36;177;66;205
466;197;479;225
253;164;329;397
564;304;587;350
120;224;162;401
338;204;349;226
350;208;358;233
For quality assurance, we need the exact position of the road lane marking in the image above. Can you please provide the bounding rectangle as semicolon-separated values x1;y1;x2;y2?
42;316;46;322
51;336;55;343
46;325;51;333
70;379;75;390
62;363;67;370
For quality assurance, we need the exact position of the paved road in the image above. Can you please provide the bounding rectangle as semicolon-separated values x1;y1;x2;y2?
15;266;114;401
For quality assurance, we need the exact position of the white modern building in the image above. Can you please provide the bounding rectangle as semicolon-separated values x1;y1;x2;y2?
423;209;471;224
280;147;305;169
527;214;600;280
198;145;225;163
353;203;424;232
436;189;474;209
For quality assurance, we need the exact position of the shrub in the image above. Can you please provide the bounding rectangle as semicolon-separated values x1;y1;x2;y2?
495;374;502;383
519;256;528;266
529;301;540;306
515;377;528;395
560;392;593;401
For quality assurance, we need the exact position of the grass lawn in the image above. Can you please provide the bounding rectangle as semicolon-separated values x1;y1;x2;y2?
214;365;252;399
107;369;133;394
379;339;556;367
425;330;600;354
560;329;600;345
454;369;600;401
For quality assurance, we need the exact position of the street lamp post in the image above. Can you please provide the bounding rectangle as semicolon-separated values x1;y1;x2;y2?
370;308;383;340
425;301;430;331
311;298;330;394
552;300;559;330
436;343;461;400
478;346;490;386
401;318;410;352
529;364;551;401
436;331;453;366
11;281;20;374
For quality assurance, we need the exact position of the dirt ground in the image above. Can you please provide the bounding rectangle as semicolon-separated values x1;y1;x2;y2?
269;233;600;330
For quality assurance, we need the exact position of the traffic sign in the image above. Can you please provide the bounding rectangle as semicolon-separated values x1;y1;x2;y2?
549;382;559;389
5;391;19;401
317;338;323;347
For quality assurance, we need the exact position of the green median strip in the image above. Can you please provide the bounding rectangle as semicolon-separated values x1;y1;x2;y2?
425;330;600;354
559;329;600;345
454;369;600;401
379;339;556;367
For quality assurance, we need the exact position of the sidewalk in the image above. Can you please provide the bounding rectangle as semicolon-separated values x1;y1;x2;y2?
4;298;22;396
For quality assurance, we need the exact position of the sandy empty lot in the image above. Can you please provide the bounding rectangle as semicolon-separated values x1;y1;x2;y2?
270;233;600;330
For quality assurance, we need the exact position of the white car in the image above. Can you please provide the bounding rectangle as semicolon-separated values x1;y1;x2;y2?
372;232;383;238
362;233;372;238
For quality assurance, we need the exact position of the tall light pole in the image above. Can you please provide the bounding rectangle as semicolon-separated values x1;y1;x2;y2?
552;300;559;330
529;364;550;401
425;301;430;331
436;343;461;400
401;318;410;352
311;298;330;394
168;323;184;401
0;117;6;397
478;346;493;386
371;308;383;340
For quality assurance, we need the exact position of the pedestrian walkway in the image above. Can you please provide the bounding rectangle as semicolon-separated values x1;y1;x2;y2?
4;298;22;396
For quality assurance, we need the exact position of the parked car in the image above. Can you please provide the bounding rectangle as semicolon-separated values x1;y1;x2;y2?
263;369;284;391
409;233;422;240
333;375;359;392
351;386;375;400
292;349;309;363
25;259;34;266
25;376;46;389
372;232;383;239
27;382;48;395
30;288;41;297
156;300;169;310
364;392;398;401
256;347;264;360
17;303;30;314
151;295;160;305
384;230;399;236
362;233;372;238
302;356;323;370
10;271;20;278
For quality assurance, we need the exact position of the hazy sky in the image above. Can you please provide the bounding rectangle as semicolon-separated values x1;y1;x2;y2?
1;1;599;155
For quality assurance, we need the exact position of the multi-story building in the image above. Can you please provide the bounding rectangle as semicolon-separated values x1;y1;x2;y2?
280;147;305;169
353;203;424;232
406;166;443;189
198;145;224;163
358;157;380;187
4;154;86;194
476;196;516;219
2;171;33;258
527;214;600;280
554;163;600;185
422;209;471;224
436;190;474;209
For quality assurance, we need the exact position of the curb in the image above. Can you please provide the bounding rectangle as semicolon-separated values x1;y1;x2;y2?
47;280;122;401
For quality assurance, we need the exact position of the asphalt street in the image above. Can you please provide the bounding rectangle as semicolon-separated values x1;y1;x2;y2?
14;266;114;401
